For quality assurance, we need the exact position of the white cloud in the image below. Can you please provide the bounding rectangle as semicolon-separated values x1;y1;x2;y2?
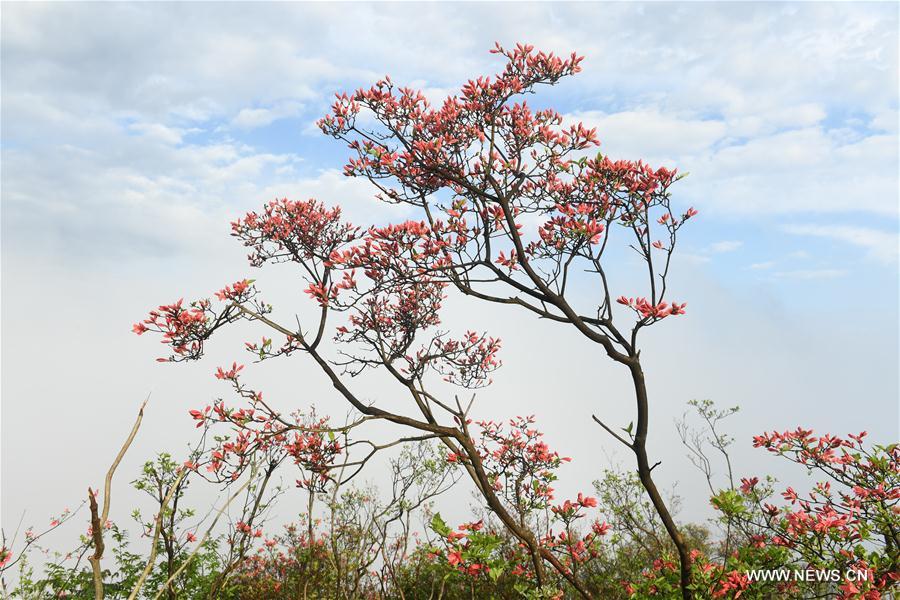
680;128;898;216
2;3;894;265
870;109;899;133
255;169;414;226
128;122;185;145
231;100;304;130
568;109;727;159
749;261;775;270
1;116;307;262
0;0;894;286
4;3;895;131
783;224;899;263
724;103;827;138
709;240;743;253
564;113;897;217
774;269;848;280
677;253;712;265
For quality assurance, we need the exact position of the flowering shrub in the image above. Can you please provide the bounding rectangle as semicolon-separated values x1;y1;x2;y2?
709;430;900;599
4;405;897;599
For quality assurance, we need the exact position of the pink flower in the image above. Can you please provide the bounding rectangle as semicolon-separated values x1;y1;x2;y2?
214;362;244;381
782;487;799;503
740;477;758;494
577;493;598;508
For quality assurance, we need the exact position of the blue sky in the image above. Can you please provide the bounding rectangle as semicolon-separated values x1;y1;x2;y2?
2;2;898;545
4;3;896;292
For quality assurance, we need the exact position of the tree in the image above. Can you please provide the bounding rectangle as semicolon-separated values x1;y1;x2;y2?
135;43;699;597
317;41;697;597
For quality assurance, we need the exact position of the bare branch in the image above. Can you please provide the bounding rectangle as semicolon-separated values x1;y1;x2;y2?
88;396;149;599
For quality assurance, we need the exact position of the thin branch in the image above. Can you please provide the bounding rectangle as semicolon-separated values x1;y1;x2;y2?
89;396;149;599
592;415;634;450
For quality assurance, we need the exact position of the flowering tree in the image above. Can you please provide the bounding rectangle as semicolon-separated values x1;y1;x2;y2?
316;41;696;596
133;43;701;598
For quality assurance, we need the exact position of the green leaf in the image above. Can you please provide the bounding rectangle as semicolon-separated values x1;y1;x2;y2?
710;489;746;515
430;512;451;538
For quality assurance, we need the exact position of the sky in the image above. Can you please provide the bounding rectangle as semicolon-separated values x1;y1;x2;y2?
2;1;898;560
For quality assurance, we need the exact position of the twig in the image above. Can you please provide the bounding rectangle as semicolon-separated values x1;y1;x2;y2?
89;396;149;599
591;415;633;450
